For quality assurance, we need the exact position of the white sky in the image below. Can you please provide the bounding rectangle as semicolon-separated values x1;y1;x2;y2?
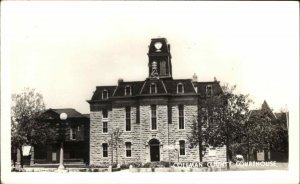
2;1;299;114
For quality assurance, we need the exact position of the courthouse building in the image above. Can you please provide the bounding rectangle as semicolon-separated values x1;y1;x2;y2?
88;38;226;165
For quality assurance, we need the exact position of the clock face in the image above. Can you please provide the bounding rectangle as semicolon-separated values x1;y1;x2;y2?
154;42;162;51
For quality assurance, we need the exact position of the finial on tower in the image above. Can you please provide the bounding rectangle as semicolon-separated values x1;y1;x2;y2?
150;61;159;79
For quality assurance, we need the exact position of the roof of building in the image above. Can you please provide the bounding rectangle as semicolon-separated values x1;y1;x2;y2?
88;78;222;101
249;101;277;121
44;108;88;119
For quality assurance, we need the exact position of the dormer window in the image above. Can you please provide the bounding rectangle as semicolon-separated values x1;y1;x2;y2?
102;89;108;100
125;85;131;96
206;85;213;97
150;83;157;94
177;83;184;93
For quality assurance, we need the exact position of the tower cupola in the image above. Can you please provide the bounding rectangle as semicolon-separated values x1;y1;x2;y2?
148;38;172;79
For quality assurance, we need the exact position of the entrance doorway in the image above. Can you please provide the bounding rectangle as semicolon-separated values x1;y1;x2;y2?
149;139;160;162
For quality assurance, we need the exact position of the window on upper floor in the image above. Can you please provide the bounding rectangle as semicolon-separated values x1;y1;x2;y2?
178;105;184;129
179;140;185;155
102;143;108;157
102;109;108;119
125;107;131;131
150;83;157;94
125;142;132;157
103;121;108;133
151;105;157;130
206;85;213;97
102;89;108;100
70;127;76;140
125;85;131;96
160;60;167;76
177;83;184;93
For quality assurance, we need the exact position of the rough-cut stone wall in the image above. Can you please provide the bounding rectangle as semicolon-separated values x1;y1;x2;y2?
89;104;227;166
168;105;199;162
140;105;169;163
202;146;227;163
115;107;142;165
90;111;104;165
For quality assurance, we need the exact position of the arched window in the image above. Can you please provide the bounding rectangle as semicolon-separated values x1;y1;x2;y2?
150;83;157;94
151;105;157;130
177;83;184;93
160;60;167;76
206;85;213;97
178;105;184;129
125;142;132;157
102;143;108;157
179;140;185;155
125;107;131;131
125;85;131;96
102;89;108;100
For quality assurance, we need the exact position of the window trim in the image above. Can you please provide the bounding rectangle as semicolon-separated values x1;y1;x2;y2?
125;85;132;96
102;109;108;120
150;105;157;131
125;106;131;132
102;89;108;100
177;83;184;94
150;83;157;94
206;85;213;97
102;121;108;133
125;142;132;158
159;60;167;76
70;127;76;140
179;140;186;156
178;105;185;130
102;143;108;157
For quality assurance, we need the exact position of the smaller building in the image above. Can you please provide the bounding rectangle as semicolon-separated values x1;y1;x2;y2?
248;101;288;162
33;108;90;165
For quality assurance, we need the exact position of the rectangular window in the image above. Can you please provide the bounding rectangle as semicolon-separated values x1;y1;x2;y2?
206;85;212;97
151;105;157;130
102;109;108;119
160;60;167;75
179;105;184;129
103;121;108;133
125;106;131;131
102;143;108;157
179;140;185;155
177;84;183;93
125;86;131;96
70;127;76;140
102;90;108;100
150;84;156;94
125;142;132;157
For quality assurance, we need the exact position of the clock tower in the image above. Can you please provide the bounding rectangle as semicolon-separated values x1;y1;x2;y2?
148;38;172;79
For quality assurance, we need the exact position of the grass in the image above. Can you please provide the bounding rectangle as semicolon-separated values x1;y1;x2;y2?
229;162;288;171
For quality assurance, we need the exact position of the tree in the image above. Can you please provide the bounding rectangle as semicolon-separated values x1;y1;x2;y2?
108;128;123;167
271;112;288;154
244;109;289;161
188;84;252;169
11;88;55;168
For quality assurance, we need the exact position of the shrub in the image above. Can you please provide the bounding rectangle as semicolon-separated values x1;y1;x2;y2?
142;161;173;168
202;162;208;167
88;164;109;168
120;162;143;169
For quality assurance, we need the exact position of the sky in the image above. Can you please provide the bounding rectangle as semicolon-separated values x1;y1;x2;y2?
2;1;299;114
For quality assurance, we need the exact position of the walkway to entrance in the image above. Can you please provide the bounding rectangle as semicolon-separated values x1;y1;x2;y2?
149;139;160;162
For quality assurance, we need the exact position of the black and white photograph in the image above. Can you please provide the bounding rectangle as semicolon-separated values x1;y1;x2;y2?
1;1;299;184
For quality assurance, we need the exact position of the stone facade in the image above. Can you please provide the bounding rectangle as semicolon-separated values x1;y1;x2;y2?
89;104;226;165
88;38;226;166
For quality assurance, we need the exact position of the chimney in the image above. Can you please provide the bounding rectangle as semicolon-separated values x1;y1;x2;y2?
192;73;198;82
118;78;123;84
